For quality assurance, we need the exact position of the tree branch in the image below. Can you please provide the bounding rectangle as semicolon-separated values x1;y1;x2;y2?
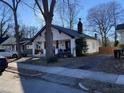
50;0;56;17
0;0;13;10
34;0;44;17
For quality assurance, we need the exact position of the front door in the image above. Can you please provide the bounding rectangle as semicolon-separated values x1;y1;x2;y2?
65;41;70;49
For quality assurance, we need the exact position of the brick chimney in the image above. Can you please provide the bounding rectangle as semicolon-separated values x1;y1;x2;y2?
95;33;97;39
78;18;83;34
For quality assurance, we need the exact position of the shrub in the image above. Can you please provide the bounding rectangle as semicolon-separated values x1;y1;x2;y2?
119;44;124;49
75;37;88;56
114;40;119;47
46;56;58;63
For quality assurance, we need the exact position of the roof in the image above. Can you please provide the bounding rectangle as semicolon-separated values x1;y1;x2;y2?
1;37;32;46
1;37;16;45
32;25;96;41
116;24;124;30
0;36;9;44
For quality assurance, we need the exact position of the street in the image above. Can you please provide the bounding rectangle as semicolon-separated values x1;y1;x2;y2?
0;71;86;93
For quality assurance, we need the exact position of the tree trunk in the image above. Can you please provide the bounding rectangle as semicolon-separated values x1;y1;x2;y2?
13;11;21;58
45;19;54;58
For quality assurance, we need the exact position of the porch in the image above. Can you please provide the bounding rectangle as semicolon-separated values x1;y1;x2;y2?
32;39;76;57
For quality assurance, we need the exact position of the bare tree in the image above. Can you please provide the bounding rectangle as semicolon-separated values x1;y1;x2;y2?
0;5;12;38
28;26;38;38
20;25;38;38
34;0;56;58
108;1;124;46
0;0;22;57
57;0;79;29
87;3;114;47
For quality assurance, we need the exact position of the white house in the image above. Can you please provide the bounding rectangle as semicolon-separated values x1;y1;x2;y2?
116;24;124;45
31;20;99;57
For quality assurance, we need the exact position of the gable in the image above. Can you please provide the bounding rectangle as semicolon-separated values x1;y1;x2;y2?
32;25;96;42
34;27;72;42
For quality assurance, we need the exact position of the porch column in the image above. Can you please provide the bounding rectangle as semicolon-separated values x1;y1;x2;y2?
42;41;46;56
32;42;36;56
70;39;76;57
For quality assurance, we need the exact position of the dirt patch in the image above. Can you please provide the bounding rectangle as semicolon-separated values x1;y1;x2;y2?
80;79;124;93
92;57;124;74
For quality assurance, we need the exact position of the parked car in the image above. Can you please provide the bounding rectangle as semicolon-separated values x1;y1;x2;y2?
0;56;8;75
0;49;18;58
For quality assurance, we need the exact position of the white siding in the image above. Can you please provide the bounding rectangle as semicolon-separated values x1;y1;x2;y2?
87;39;99;53
120;31;124;44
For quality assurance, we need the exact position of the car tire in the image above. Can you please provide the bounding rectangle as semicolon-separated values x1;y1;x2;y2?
12;54;18;58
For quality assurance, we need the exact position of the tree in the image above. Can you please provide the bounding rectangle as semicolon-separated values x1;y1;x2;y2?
57;0;79;29
34;0;56;58
75;37;88;56
19;25;38;38
0;0;22;57
0;5;12;38
108;1;124;46
87;3;114;47
87;1;124;47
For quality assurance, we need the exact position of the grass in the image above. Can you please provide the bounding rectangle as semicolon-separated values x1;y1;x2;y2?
20;55;124;74
92;57;124;74
80;79;124;93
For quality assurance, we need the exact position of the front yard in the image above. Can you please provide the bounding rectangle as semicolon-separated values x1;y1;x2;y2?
17;54;124;74
80;78;124;93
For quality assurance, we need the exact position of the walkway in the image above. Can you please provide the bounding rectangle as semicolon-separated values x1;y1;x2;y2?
9;62;124;85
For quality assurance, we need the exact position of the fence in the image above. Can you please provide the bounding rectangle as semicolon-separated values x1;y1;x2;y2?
99;47;115;54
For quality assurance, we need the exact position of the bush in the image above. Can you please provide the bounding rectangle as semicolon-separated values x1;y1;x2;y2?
75;37;88;56
114;40;119;47
46;56;58;63
119;44;124;49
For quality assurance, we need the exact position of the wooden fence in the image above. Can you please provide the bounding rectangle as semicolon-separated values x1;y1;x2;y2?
99;47;115;54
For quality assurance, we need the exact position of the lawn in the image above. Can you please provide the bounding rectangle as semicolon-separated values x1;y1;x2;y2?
92;57;124;74
20;55;124;74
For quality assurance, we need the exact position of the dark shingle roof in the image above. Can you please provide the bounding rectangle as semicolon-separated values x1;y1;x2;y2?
0;36;9;44
1;37;16;45
116;24;124;30
1;37;32;46
32;25;96;41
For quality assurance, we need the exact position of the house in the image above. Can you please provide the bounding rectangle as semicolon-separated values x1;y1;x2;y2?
116;23;124;45
1;37;32;52
31;19;99;57
0;36;9;49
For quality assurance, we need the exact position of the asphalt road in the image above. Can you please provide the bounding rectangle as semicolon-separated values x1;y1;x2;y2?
0;71;86;93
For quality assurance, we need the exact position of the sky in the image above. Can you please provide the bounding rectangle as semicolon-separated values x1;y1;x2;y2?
18;0;124;28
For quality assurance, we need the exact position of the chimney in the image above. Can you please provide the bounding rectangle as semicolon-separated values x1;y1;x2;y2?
95;33;97;39
78;18;83;34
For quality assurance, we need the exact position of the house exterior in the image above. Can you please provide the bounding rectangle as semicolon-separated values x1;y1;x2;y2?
116;24;124;45
1;37;32;52
31;20;99;57
0;36;9;49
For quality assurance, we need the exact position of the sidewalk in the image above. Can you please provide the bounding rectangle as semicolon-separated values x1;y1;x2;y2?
9;62;124;85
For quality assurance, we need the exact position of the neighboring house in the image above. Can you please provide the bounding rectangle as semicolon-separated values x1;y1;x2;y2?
1;37;32;52
0;36;9;49
116;23;124;45
31;20;99;57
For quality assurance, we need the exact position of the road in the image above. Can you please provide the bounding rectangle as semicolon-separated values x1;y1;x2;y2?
0;71;86;93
